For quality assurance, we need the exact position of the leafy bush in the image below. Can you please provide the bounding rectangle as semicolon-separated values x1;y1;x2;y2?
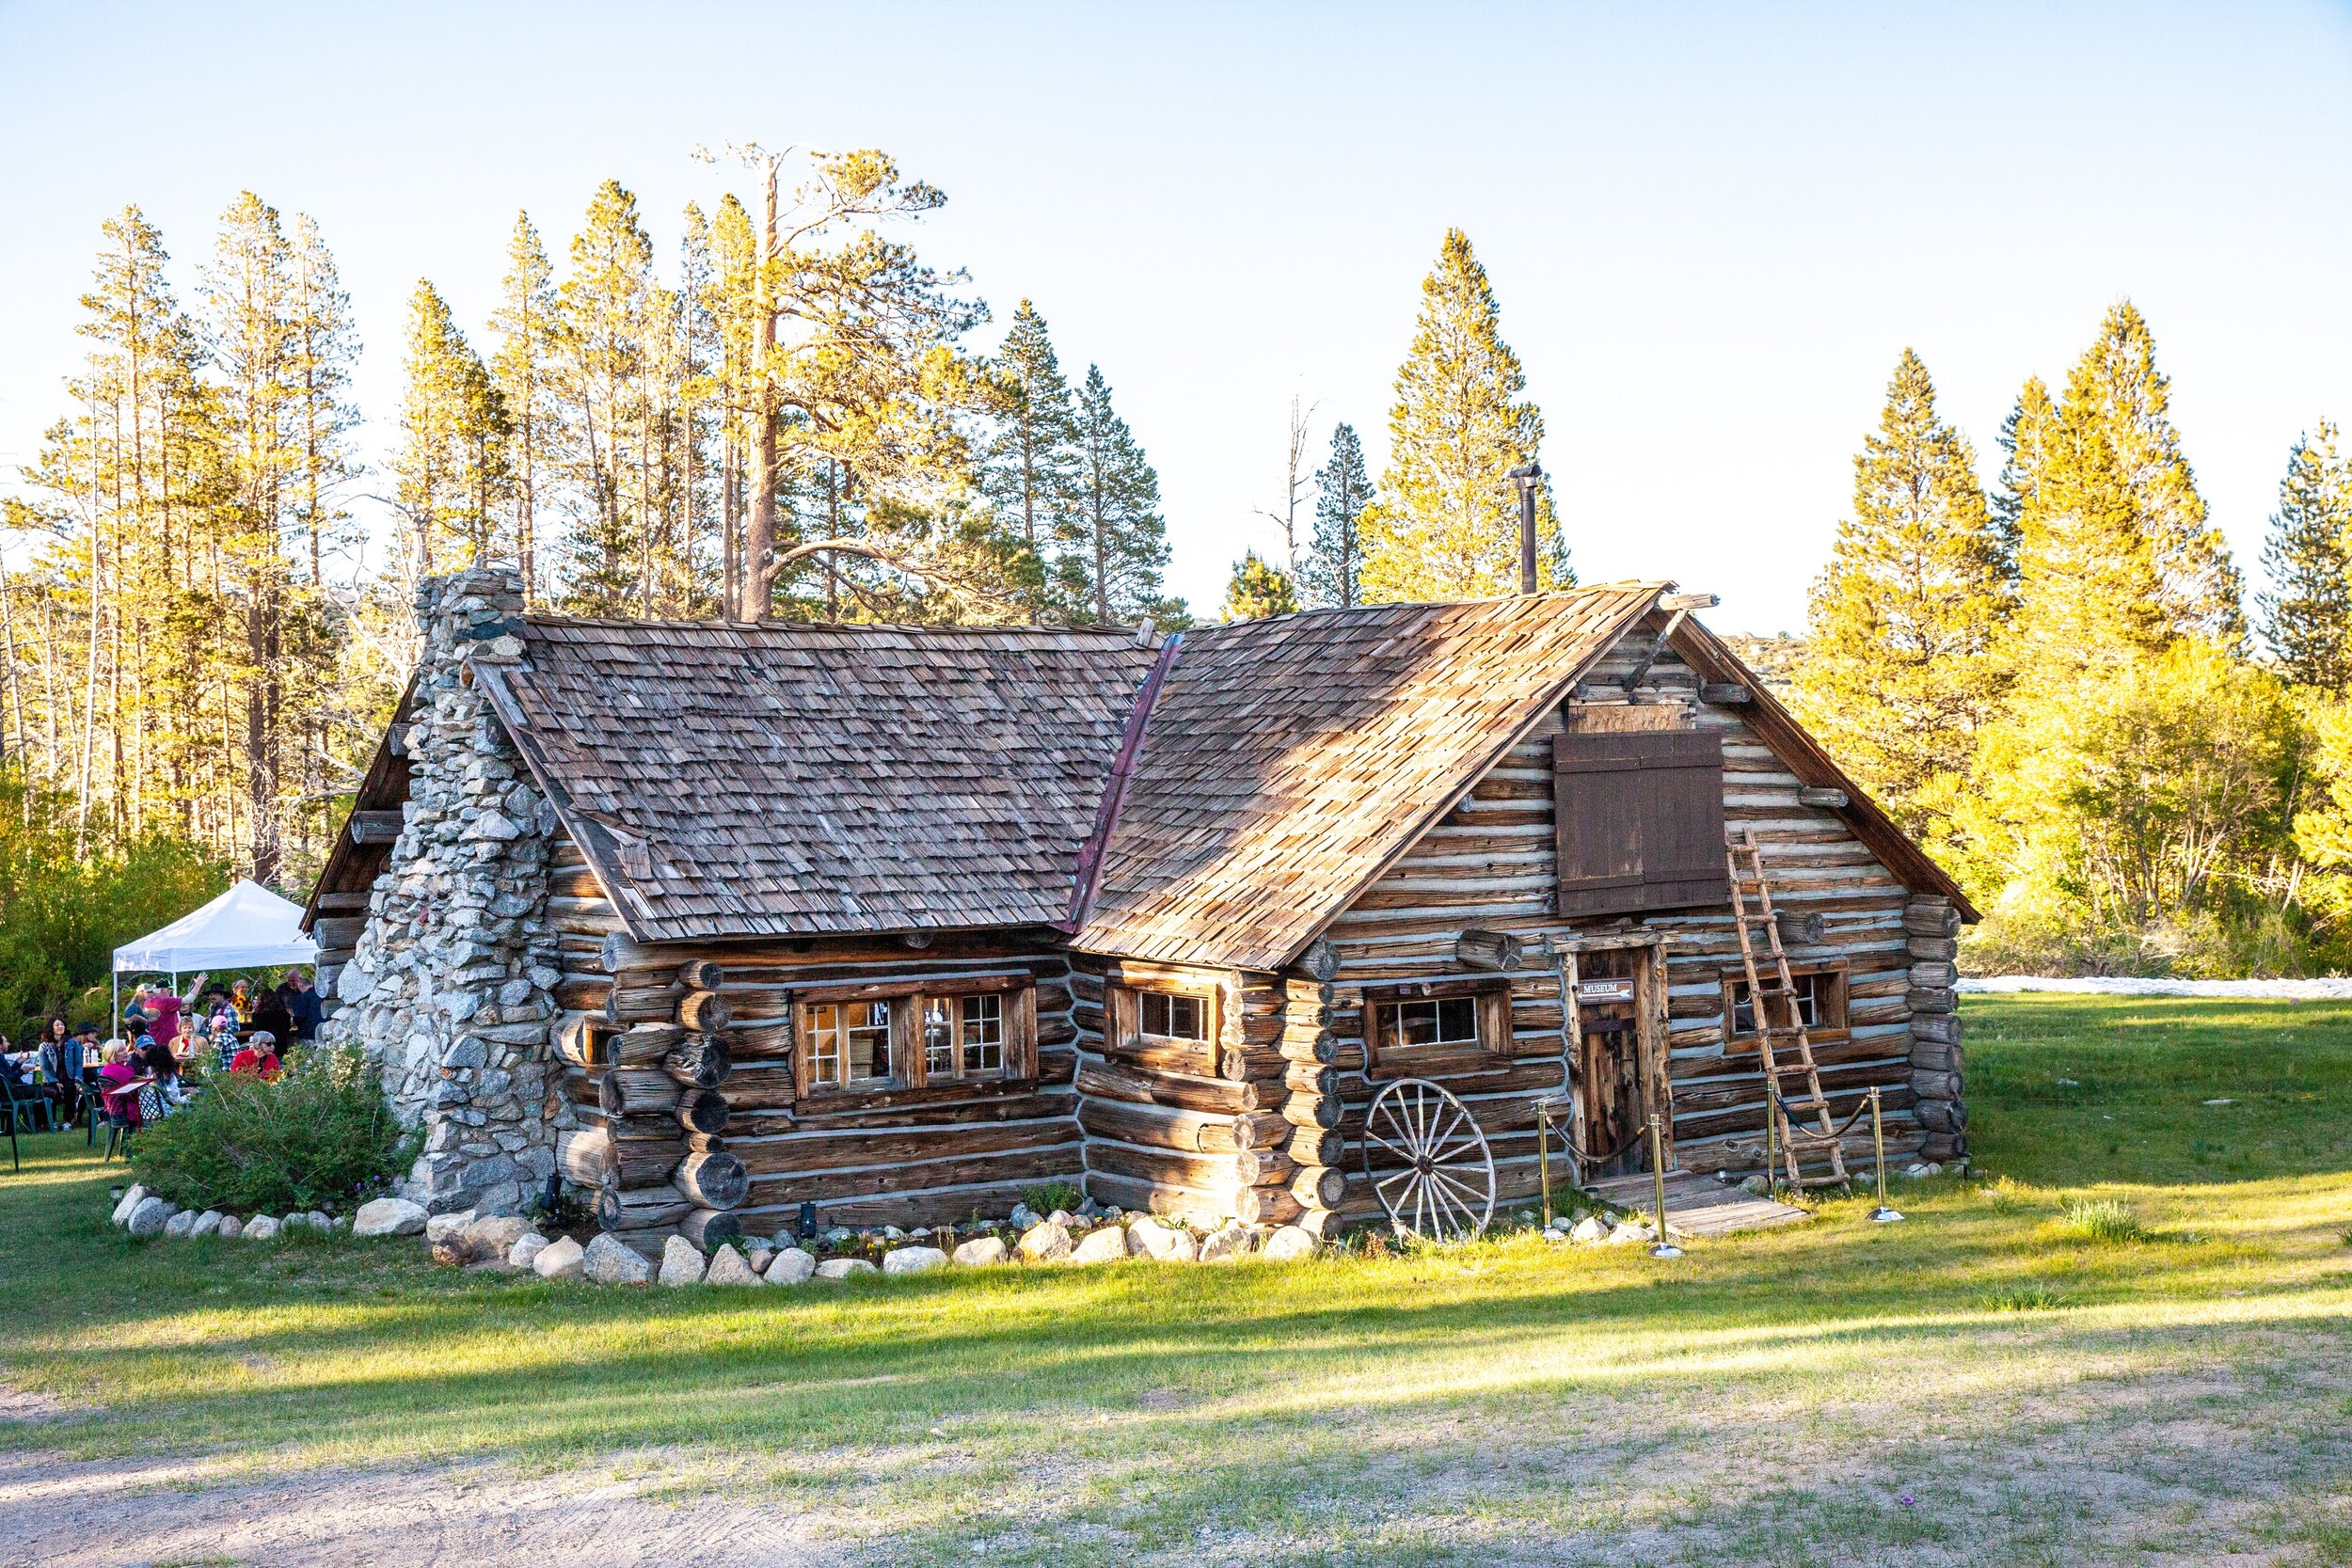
130;1046;417;1214
0;768;229;1032
1022;1179;1083;1216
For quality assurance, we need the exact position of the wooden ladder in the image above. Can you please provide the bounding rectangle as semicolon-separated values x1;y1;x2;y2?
1726;828;1849;1189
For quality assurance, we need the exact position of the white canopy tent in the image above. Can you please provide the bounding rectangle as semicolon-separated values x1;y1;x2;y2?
111;879;320;1034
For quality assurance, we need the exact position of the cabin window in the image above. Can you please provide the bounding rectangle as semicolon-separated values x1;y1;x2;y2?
1552;731;1725;918
1380;995;1481;1048
925;992;1007;1081
797;979;1036;1096
1363;980;1510;1076
1722;966;1849;1049
1140;990;1210;1042
805;1000;897;1088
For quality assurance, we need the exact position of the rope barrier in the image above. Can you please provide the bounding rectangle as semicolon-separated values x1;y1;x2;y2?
1772;1091;1874;1143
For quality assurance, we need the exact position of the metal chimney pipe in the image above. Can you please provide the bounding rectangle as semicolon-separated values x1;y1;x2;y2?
1508;462;1543;593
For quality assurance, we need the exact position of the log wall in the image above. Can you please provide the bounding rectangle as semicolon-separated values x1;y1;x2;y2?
1321;619;1963;1227
548;836;1087;1241
1069;957;1347;1237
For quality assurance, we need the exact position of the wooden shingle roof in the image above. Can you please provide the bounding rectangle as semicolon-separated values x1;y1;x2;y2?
1069;584;1669;971
479;617;1161;943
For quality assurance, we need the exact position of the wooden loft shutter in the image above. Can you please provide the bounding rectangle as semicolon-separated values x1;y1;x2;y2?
1552;731;1725;917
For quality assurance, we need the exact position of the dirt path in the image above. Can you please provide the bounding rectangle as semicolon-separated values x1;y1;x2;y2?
0;1446;843;1568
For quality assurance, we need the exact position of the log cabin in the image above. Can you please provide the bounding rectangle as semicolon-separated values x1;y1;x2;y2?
308;567;1974;1248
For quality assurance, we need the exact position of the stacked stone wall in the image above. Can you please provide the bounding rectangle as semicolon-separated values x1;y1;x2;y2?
322;569;570;1214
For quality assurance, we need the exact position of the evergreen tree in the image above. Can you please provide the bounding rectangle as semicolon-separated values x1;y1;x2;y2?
2258;420;2352;690
979;299;1075;615
2001;302;2242;679
557;180;656;612
1057;364;1170;625
283;214;360;587
394;279;509;575
1792;349;2013;838
1223;549;1298;621
1300;420;1371;609
487;212;560;607
1360;229;1567;601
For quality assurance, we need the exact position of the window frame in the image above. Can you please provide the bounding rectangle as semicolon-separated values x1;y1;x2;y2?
1362;978;1512;1079
1719;962;1850;1053
793;974;1037;1100
1105;981;1225;1076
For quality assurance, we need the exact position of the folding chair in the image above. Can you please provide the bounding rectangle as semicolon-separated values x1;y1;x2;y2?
0;1075;21;1174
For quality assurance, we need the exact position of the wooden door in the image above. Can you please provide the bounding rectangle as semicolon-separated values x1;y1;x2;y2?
1574;948;1651;1177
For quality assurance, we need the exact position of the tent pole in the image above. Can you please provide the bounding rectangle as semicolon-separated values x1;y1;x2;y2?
111;974;119;1040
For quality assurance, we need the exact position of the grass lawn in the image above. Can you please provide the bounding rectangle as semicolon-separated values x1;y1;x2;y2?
6;994;2352;1565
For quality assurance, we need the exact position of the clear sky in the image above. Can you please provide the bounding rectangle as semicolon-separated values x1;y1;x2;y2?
3;1;2349;632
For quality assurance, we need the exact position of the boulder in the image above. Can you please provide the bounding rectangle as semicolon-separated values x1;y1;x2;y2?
582;1233;654;1285
1016;1221;1073;1262
1126;1218;1198;1262
163;1210;197;1239
745;1245;776;1275
705;1244;764;1287
423;1209;478;1245
883;1245;947;1275
507;1232;550;1269
353;1197;429;1238
243;1214;280;1242
1569;1216;1608;1243
303;1210;334;1232
659;1235;708;1286
190;1211;225;1238
111;1184;149;1226
215;1213;243;1241
816;1257;878;1279
1261;1225;1317;1261
1198;1224;1253;1263
126;1197;174;1237
1008;1203;1039;1230
1069;1227;1127;1265
1607;1221;1653;1244
532;1234;586;1279
951;1235;1008;1267
765;1246;818;1284
460;1215;532;1258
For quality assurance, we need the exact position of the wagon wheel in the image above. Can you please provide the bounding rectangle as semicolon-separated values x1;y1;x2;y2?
1362;1077;1496;1243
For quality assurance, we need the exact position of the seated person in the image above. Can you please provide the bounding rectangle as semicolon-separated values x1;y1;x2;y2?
96;1041;140;1128
230;1031;282;1081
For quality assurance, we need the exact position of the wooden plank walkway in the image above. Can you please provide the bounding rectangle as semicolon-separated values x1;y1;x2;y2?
1586;1169;1811;1239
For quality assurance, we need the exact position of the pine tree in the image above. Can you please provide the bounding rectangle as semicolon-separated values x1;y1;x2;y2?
200;191;304;884
282;214;360;586
1359;230;1567;601
2258;420;2352;690
1301;420;1371;609
394;279;509;575
979;300;1075;615
487;212;560;607
2002;302;2242;678
557;180;656;613
1792;349;2013;837
1223;550;1298;621
1058;364;1170;625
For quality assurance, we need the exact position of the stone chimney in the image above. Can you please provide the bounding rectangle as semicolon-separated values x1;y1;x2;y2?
323;569;570;1215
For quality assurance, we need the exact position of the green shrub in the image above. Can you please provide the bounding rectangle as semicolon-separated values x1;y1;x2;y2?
1022;1179;1083;1216
129;1046;417;1214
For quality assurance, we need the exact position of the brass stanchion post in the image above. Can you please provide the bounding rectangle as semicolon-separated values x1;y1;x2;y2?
1868;1085;1903;1223
1647;1115;1682;1259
